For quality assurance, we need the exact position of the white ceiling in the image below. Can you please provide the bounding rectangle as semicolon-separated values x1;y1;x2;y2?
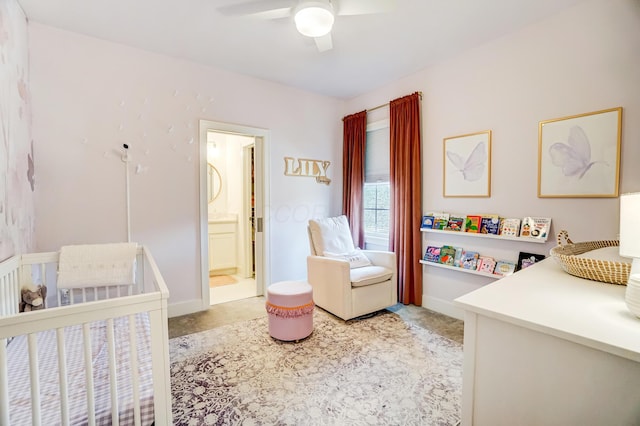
18;0;588;99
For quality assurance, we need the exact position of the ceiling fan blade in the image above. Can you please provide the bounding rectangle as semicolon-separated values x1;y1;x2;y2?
335;0;396;16
217;0;293;19
314;33;333;52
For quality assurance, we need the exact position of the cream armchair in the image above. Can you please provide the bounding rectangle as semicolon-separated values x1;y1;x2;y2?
307;215;397;320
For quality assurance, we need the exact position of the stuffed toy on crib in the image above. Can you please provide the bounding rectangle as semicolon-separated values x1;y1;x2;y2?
19;285;47;312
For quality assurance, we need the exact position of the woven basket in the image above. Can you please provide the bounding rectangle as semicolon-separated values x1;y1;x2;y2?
550;230;631;285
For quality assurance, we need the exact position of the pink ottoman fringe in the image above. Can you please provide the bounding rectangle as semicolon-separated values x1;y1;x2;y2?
265;300;315;318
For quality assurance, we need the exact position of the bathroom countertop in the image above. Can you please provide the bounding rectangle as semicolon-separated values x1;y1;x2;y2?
208;213;238;224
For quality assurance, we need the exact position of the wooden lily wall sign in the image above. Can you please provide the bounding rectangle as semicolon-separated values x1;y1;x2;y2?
284;157;331;185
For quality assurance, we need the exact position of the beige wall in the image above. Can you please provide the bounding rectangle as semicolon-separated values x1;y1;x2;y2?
0;0;34;260
346;0;640;316
29;24;344;314
23;0;640;317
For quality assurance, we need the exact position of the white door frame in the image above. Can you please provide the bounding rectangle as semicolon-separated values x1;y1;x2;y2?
241;143;254;278
199;120;270;310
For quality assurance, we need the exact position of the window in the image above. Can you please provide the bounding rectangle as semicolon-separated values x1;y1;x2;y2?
363;119;390;248
364;181;390;236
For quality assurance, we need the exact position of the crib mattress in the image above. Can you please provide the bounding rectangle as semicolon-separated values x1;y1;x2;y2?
7;313;155;425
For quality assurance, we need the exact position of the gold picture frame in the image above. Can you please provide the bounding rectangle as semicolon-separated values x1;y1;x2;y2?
538;107;622;198
207;163;222;203
443;130;492;197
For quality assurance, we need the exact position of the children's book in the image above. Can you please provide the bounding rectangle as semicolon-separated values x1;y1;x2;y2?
453;247;464;268
464;215;482;233
438;245;457;265
432;212;450;221
425;212;449;230
494;260;517;276
520;217;552;240
517;252;546;271
424;246;441;263
445;217;464;232
460;250;480;270
499;218;521;237
421;215;434;229
480;216;500;235
432;219;447;230
477;257;496;274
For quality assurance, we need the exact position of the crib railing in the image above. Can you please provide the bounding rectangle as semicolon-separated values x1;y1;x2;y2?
0;246;171;426
9;249;148;308
0;255;21;317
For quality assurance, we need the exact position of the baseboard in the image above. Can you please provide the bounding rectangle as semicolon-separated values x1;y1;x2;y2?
421;295;464;321
168;299;206;318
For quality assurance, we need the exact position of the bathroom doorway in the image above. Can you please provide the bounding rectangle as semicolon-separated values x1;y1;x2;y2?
199;120;269;308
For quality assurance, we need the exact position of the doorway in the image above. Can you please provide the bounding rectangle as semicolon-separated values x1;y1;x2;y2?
199;120;269;309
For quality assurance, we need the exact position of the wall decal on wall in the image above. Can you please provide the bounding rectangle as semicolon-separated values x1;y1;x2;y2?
135;164;149;174
284;157;331;185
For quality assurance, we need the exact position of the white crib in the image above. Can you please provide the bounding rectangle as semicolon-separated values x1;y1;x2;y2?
0;246;172;425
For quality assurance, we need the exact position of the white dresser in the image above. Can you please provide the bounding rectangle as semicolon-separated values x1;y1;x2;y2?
454;259;640;426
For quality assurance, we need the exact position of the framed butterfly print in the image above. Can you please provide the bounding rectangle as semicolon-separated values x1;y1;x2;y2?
538;107;622;198
443;130;492;197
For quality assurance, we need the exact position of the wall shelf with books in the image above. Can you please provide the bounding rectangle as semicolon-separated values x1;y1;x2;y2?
421;213;552;242
420;213;552;278
420;228;548;244
419;259;502;280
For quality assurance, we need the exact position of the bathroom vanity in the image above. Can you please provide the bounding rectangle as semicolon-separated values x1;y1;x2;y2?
208;214;237;275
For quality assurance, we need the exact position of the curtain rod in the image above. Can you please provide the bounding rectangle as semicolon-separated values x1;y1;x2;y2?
366;91;423;113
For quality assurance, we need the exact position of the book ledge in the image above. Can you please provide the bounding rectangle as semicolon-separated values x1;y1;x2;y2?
419;259;502;280
420;227;548;243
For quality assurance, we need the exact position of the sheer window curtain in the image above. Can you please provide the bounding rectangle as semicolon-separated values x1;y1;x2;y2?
389;93;422;305
342;110;367;249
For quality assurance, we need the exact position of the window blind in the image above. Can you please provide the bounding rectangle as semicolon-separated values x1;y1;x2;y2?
365;126;390;183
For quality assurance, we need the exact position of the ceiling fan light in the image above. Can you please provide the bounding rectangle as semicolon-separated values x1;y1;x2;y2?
294;4;334;38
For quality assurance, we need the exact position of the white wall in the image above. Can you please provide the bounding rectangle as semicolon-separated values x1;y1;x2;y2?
346;0;640;317
0;0;34;260
29;24;344;315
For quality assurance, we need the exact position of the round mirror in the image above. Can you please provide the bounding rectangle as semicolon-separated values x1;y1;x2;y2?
208;163;222;203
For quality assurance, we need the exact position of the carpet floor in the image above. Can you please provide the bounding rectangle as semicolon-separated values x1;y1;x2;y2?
169;309;462;425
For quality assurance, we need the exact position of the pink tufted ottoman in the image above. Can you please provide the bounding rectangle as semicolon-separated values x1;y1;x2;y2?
266;281;314;341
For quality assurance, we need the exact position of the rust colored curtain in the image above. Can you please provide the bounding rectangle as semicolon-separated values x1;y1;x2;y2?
389;92;422;305
342;110;367;248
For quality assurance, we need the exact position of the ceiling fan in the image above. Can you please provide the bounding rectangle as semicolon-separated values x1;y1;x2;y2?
217;0;396;52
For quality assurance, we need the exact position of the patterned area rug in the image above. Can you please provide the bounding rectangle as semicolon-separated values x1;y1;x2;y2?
169;309;462;426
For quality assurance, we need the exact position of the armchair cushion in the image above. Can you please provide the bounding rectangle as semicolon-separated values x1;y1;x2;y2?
324;249;372;269
308;215;356;255
350;266;393;288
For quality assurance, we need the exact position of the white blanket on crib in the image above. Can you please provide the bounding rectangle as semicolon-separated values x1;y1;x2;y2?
58;243;137;288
